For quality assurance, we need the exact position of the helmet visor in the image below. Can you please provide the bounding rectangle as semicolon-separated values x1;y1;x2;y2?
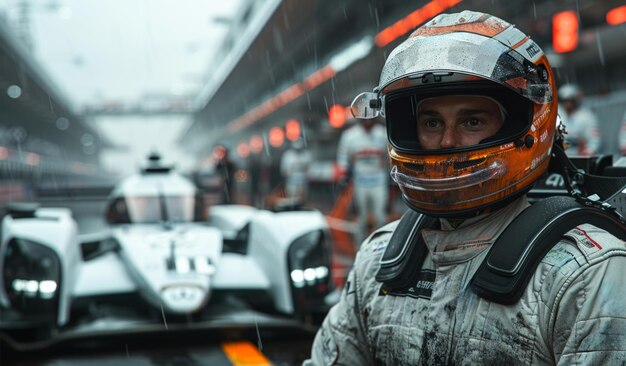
385;81;533;154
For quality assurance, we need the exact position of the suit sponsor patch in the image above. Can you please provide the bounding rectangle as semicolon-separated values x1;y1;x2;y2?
565;227;602;250
371;238;388;254
379;269;435;300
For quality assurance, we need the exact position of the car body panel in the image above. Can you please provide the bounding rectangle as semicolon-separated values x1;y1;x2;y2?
73;252;137;296
111;224;223;313
0;208;80;326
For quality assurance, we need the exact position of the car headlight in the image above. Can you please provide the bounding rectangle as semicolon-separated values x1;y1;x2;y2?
287;230;332;314
2;238;61;323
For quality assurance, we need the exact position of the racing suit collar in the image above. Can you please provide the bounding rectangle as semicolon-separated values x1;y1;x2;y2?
421;196;530;265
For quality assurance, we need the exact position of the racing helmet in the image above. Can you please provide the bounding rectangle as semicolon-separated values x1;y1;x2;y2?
351;11;558;217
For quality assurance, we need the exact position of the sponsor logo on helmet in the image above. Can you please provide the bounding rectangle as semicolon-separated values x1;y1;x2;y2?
526;43;541;58
533;108;550;124
529;150;549;170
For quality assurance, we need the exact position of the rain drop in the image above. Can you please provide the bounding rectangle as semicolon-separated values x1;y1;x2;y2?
7;85;21;99
56;117;70;131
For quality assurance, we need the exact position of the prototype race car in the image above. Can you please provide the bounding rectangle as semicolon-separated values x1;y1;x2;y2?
0;154;335;349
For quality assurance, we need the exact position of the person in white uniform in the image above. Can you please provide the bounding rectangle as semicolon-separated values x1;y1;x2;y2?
337;118;389;247
306;10;626;365
557;84;600;156
280;138;313;202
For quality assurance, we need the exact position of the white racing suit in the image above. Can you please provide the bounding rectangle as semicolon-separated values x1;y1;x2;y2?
337;123;389;246
280;148;313;200
306;197;626;365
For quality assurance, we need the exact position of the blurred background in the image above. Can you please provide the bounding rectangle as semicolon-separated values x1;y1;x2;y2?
2;0;625;199
1;0;626;363
1;0;625;205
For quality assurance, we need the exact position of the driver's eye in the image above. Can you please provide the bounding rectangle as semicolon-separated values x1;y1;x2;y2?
423;119;441;129
464;119;485;129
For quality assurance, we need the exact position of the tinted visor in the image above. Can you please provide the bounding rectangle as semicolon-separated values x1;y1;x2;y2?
385;81;533;154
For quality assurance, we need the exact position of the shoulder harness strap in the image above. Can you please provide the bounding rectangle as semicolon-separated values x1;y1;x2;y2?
377;195;625;304
470;195;626;305
375;210;437;289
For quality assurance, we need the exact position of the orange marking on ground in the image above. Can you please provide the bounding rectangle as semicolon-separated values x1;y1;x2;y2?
221;341;272;366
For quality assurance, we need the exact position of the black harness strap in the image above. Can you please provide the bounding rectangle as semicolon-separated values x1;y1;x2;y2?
469;195;626;304
377;195;625;304
375;210;437;289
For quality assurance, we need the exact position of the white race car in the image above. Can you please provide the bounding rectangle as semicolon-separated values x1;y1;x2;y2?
0;154;336;349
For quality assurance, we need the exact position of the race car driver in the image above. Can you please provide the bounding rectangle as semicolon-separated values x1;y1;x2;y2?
306;11;626;365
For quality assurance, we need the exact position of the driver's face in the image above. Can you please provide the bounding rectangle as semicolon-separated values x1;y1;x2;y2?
416;95;504;150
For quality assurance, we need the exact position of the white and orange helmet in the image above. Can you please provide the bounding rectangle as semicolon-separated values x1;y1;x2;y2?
351;11;558;217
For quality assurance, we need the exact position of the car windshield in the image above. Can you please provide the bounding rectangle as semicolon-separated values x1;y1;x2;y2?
125;195;195;223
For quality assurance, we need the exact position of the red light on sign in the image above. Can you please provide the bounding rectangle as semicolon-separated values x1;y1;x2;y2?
607;5;626;25
213;145;226;160
553;10;578;53
269;127;285;148
374;0;463;47
236;141;250;159
249;135;264;154
328;105;346;128
26;152;40;166
302;66;336;90
285;119;301;141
